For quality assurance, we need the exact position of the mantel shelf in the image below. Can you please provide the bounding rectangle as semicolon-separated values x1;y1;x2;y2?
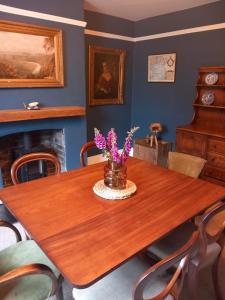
0;106;86;123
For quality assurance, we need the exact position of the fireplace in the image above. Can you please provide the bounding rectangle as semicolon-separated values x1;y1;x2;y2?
0;129;66;187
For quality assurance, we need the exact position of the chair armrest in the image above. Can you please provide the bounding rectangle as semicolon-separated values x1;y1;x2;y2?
0;263;58;296
0;219;22;242
133;231;199;300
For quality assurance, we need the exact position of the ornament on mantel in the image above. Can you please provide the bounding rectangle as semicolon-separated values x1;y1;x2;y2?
23;101;40;110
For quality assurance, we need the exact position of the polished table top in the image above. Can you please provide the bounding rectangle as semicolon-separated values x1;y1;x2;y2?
1;157;225;287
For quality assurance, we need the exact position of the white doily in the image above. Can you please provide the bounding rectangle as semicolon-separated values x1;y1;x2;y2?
93;180;137;200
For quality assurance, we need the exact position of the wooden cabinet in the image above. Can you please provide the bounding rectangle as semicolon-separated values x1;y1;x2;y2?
176;66;225;186
133;138;172;167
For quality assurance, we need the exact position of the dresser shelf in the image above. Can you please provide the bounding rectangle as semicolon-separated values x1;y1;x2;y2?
196;84;225;88
176;66;225;186
193;104;225;110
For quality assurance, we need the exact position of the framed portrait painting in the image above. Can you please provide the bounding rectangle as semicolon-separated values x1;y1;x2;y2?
148;53;176;83
88;45;126;105
0;20;64;88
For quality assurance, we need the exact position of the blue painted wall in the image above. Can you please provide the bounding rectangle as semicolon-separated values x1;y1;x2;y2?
134;1;225;36
0;0;86;169
0;0;84;20
85;10;134;37
1;1;225;163
132;2;225;143
85;11;134;147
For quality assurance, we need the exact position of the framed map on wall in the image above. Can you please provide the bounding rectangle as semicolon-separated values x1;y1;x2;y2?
148;53;176;83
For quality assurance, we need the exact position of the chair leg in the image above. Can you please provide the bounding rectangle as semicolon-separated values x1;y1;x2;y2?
212;250;225;300
55;284;64;300
212;255;221;300
54;275;64;300
186;263;199;300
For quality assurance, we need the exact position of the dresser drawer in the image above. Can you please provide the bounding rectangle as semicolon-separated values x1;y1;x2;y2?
207;152;225;169
176;130;206;157
208;138;225;154
203;165;225;181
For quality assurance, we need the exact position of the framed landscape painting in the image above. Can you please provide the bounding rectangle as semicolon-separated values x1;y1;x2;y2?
0;20;64;88
148;53;176;83
88;45;126;105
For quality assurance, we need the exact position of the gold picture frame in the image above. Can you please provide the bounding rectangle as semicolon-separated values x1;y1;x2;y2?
0;20;64;88
88;45;126;106
148;53;176;83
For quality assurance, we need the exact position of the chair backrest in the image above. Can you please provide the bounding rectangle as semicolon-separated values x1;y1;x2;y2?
133;199;225;300
195;198;225;260
11;152;61;185
80;141;97;167
168;151;207;178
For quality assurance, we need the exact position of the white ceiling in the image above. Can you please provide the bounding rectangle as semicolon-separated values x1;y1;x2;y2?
84;0;219;21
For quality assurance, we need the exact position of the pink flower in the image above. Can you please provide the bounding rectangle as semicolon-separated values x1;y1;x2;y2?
107;128;117;150
94;128;106;150
94;126;139;163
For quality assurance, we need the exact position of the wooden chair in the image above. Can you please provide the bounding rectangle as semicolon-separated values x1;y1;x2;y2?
0;219;63;300
146;151;207;260
192;200;225;300
72;230;200;300
7;152;61;239
80;141;97;167
168;151;207;178
11;152;61;184
72;201;225;300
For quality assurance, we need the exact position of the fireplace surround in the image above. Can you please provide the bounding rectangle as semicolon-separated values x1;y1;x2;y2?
0;105;86;187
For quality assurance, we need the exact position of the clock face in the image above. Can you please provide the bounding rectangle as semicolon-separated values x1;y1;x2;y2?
201;91;215;105
205;72;218;85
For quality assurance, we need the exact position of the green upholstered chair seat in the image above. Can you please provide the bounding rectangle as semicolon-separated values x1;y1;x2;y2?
0;240;60;300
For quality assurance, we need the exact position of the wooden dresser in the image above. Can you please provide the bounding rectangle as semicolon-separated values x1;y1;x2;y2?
176;66;225;186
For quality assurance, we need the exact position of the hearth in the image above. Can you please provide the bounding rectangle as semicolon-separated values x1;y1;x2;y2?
0;129;65;187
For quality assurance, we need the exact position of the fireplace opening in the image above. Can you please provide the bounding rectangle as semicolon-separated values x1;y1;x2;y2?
0;129;65;187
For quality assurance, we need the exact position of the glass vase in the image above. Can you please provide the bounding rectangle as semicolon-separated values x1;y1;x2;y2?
104;160;127;190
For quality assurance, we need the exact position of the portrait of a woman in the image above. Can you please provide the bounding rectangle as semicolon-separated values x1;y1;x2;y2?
89;45;126;105
94;57;118;99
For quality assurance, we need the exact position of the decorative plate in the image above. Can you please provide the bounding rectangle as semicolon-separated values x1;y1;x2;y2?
201;91;215;105
205;73;218;85
93;180;137;200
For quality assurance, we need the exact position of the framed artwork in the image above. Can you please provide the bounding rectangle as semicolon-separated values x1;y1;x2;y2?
148;53;176;83
0;20;64;88
88;45;126;106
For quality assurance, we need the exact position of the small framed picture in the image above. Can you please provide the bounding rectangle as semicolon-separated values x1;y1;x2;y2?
88;45;126;106
148;53;176;83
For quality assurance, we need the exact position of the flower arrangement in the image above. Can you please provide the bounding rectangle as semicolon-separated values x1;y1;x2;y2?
94;127;139;164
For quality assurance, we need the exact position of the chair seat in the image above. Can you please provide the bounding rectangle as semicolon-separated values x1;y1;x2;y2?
0;240;60;300
147;221;196;259
72;257;173;300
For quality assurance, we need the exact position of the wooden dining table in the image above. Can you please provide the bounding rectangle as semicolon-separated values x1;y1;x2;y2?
0;157;225;288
